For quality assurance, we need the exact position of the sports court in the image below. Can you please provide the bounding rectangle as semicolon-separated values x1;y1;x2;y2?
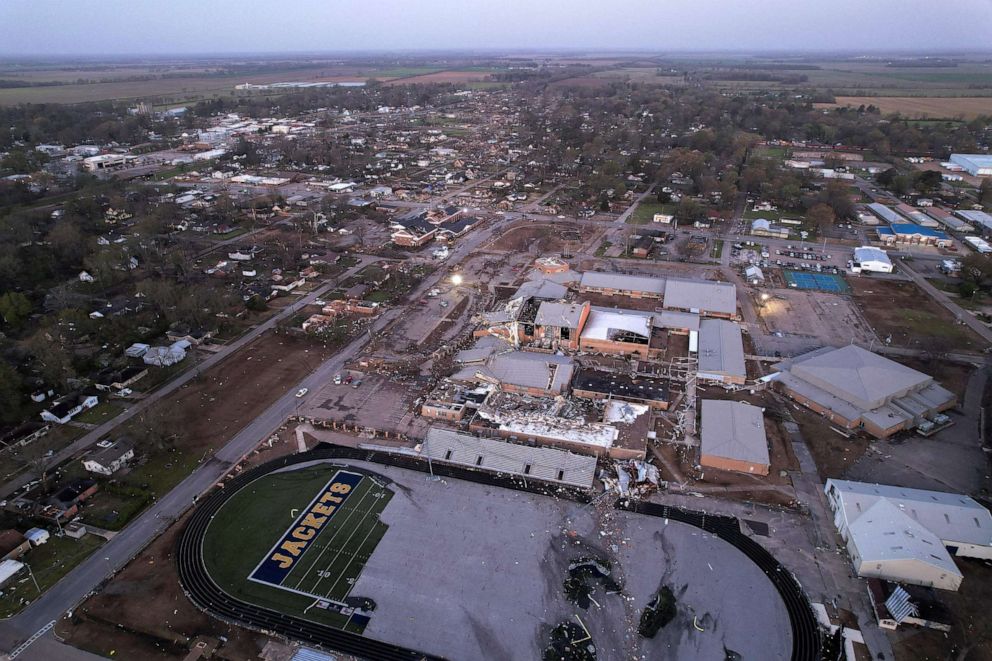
783;269;850;293
248;469;393;604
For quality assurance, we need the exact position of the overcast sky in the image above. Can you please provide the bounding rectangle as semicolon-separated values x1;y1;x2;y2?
1;0;990;56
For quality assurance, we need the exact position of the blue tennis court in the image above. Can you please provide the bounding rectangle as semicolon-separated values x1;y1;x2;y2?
783;270;850;293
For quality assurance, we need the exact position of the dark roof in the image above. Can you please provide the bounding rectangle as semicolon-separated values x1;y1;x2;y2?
572;368;669;403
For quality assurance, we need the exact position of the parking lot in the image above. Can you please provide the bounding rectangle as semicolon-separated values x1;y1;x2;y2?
302;373;425;435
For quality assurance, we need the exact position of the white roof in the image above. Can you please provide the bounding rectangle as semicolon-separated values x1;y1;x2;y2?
853;246;891;265
697;319;746;379
663;278;737;316
700;399;770;467
789;346;932;411
846;498;961;578
423;427;596;488
827;479;992;548
581;308;652;341
579;271;666;295
0;559;24;584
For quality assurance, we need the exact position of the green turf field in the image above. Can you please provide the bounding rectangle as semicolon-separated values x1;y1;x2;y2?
201;464;393;631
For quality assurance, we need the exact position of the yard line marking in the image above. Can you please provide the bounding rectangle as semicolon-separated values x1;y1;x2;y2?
302;486;385;597
309;485;386;597
290;479;378;591
324;507;384;597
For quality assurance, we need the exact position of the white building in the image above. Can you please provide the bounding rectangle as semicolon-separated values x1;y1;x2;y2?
825;479;992;591
852;246;893;274
949;154;992;177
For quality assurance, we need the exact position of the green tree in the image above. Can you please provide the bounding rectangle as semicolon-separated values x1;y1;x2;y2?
0;291;31;329
914;170;943;195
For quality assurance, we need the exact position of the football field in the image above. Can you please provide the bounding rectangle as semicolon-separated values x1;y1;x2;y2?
248;469;393;603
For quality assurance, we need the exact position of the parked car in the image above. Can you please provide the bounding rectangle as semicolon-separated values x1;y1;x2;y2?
334;374;343;384
295;388;309;398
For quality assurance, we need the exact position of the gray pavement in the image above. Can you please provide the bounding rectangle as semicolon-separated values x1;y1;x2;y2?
326;459;792;661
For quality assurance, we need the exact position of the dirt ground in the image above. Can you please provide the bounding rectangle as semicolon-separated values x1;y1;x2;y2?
889;559;992;661
816;96;992;120
138;332;338;456
759;289;877;346
491;221;597;254
849;278;987;352
651;389;801;508
790;406;870;480
54;438;302;660
894;356;974;401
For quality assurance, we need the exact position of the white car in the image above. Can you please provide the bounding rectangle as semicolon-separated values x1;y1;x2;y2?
295;388;309;398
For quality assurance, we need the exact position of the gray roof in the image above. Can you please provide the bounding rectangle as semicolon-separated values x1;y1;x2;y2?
86;439;134;466
579;271;666;295
663;278;737;316
512;279;568;301
457;350;574;394
700;400;769;467
656;310;700;332
423;427;596;488
535;301;586;328
697;319;746;380
826;479;992;548
788;345;932;411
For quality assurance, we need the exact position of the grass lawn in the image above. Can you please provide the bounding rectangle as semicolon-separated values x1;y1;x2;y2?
710;239;724;259
0;534;104;617
628;201;676;225
75;402;125;425
595;240;613;257
754;146;789;160
202;465;391;630
365;290;393;303
743;208;804;222
894;308;977;343
336;254;360;268
79;484;154;531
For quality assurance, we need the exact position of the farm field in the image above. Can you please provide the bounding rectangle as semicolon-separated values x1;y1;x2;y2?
0;64;398;105
816;96;992;119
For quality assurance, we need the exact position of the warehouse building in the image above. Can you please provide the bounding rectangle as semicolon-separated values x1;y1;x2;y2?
825;479;992;591
875;224;950;248
954;209;992;234
663;278;738;319
850;246;893;274
949;154;992;177
696;319;747;385
422;427;597;489
770;346;956;438
866;203;908;225
700;400;770;475
579;272;666;299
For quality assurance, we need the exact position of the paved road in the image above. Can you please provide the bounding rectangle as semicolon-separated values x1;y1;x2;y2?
614;184;656;225
899;261;992;345
0;256;381;502
0;216;515;656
